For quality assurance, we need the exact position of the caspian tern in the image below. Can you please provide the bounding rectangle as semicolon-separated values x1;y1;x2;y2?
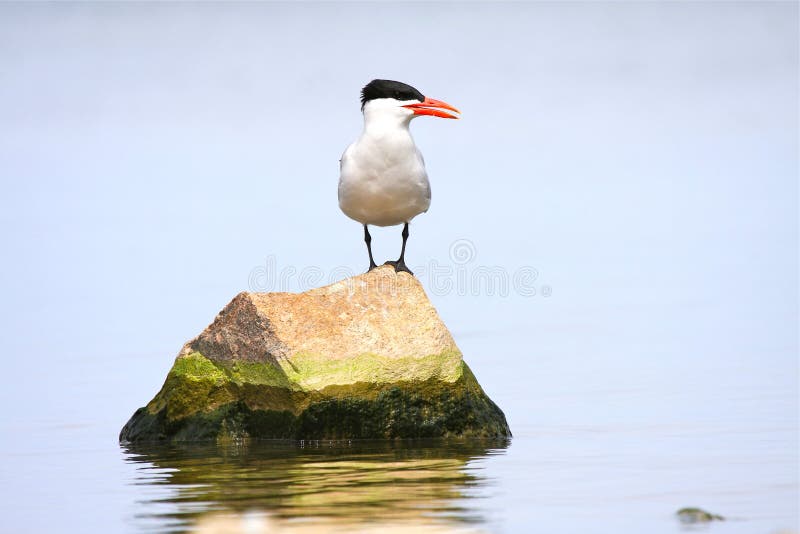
338;79;459;275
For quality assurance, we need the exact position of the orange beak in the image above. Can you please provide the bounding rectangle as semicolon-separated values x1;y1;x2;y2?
403;97;460;119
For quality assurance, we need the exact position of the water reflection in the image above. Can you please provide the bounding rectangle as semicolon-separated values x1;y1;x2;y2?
122;439;509;533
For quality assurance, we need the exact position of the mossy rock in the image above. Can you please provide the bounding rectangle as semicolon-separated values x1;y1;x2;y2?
120;353;509;441
120;267;511;442
676;507;725;523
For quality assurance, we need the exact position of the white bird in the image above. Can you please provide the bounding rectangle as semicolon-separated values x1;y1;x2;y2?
338;79;460;275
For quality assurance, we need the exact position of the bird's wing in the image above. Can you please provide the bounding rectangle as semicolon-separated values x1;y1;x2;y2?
338;144;356;202
416;147;431;203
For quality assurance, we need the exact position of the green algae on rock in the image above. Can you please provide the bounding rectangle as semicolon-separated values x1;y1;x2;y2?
676;507;725;524
120;266;511;442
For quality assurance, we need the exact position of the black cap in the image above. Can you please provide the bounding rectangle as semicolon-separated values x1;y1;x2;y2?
360;79;424;110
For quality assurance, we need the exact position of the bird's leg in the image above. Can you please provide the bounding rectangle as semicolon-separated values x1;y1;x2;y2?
364;224;378;272
384;222;414;275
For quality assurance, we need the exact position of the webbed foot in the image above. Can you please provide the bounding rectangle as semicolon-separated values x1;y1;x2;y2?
384;260;414;276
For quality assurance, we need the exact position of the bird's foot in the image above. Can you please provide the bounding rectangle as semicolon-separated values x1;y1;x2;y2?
384;260;414;276
366;261;378;273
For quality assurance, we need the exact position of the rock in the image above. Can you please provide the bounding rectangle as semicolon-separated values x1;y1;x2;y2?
120;266;511;442
676;507;725;523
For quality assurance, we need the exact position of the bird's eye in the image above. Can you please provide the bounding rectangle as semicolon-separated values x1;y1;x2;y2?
394;91;401;99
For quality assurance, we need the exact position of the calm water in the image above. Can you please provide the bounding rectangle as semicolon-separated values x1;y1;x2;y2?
1;314;797;533
0;326;797;533
122;439;508;532
7;402;796;533
116;421;799;534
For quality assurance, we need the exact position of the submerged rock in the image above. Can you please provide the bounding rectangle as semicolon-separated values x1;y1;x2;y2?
120;266;510;442
676;507;725;523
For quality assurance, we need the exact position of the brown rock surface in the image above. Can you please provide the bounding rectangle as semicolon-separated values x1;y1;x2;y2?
186;266;456;368
120;266;510;442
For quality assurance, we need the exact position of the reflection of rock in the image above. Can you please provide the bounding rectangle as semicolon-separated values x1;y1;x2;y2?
194;512;482;534
120;267;510;442
676;507;725;523
123;439;508;532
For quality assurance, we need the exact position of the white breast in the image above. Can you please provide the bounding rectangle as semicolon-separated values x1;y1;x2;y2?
338;100;432;227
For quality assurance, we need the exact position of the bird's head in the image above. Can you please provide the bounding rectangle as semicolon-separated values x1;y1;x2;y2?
360;79;460;122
